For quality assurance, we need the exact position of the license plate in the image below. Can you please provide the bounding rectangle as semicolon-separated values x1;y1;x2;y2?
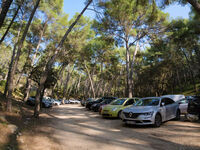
126;121;136;124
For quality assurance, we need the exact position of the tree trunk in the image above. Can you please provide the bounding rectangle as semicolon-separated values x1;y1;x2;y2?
187;0;200;14
62;65;74;104
76;75;81;95
23;78;32;102
6;0;40;112
0;0;23;45
0;0;13;29
125;40;132;98
84;62;95;98
129;40;139;97
34;0;92;118
4;14;24;97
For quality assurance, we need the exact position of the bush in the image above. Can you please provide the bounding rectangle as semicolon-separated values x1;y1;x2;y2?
0;80;6;87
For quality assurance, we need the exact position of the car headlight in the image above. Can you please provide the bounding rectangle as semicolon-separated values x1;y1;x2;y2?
143;111;154;116
112;108;118;111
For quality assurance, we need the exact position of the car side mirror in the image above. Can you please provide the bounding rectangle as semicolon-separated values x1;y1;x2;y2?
161;102;165;106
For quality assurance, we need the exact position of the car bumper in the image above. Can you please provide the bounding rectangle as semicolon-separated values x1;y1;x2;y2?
123;119;153;125
122;113;155;125
101;111;118;118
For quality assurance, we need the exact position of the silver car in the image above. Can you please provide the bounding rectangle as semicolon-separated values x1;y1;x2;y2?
121;97;180;127
177;98;188;114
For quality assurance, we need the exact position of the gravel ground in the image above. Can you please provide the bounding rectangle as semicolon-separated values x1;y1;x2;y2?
17;104;200;150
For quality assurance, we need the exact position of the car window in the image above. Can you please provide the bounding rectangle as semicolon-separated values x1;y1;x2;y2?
179;99;188;104
162;98;174;106
124;99;136;106
104;99;113;104
136;98;160;106
110;99;126;105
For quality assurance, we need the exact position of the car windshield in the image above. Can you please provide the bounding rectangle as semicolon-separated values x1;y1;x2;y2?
135;98;160;106
95;98;103;103
101;99;113;104
110;99;126;105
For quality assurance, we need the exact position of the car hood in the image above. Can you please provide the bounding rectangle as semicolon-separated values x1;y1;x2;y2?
123;106;157;113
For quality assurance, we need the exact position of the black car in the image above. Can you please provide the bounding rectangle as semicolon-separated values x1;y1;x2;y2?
91;98;116;112
187;96;200;119
26;96;52;108
81;98;94;106
86;98;104;110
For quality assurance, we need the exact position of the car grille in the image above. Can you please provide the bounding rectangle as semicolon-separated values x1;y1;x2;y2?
123;112;141;119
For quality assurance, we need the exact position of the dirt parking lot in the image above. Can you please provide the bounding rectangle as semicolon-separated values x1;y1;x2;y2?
17;104;200;150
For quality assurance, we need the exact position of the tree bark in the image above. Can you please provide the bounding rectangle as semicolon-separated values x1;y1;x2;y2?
34;0;92;118
4;13;24;97
0;0;23;45
62;65;74;104
129;40;139;97
187;0;200;14
0;0;13;29
23;78;32;102
84;62;95;98
125;40;132;98
6;0;40;112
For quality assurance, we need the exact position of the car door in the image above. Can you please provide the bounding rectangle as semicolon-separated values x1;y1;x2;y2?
164;98;176;119
160;99;167;121
178;99;188;114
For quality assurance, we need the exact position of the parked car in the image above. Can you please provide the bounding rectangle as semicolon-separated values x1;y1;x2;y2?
161;94;185;101
186;96;200;121
86;97;116;110
52;99;62;106
81;99;86;106
69;99;80;104
46;98;61;106
26;97;52;108
177;98;189;114
86;98;104;110
91;98;117;112
101;98;140;118
163;94;187;114
42;98;53;108
26;96;36;106
64;100;70;104
121;97;180;127
84;98;95;106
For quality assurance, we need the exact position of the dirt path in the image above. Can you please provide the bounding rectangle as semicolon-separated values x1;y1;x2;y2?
18;104;200;150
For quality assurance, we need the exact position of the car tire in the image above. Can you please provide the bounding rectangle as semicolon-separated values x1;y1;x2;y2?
154;113;162;127
175;109;181;120
118;111;122;119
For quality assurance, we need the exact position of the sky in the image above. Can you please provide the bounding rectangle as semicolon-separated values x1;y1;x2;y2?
63;0;191;20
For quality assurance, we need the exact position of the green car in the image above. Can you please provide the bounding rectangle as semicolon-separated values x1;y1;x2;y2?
101;97;140;118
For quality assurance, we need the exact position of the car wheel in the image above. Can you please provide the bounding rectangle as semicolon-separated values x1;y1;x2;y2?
175;109;181;120
154;113;162;127
118;111;122;119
